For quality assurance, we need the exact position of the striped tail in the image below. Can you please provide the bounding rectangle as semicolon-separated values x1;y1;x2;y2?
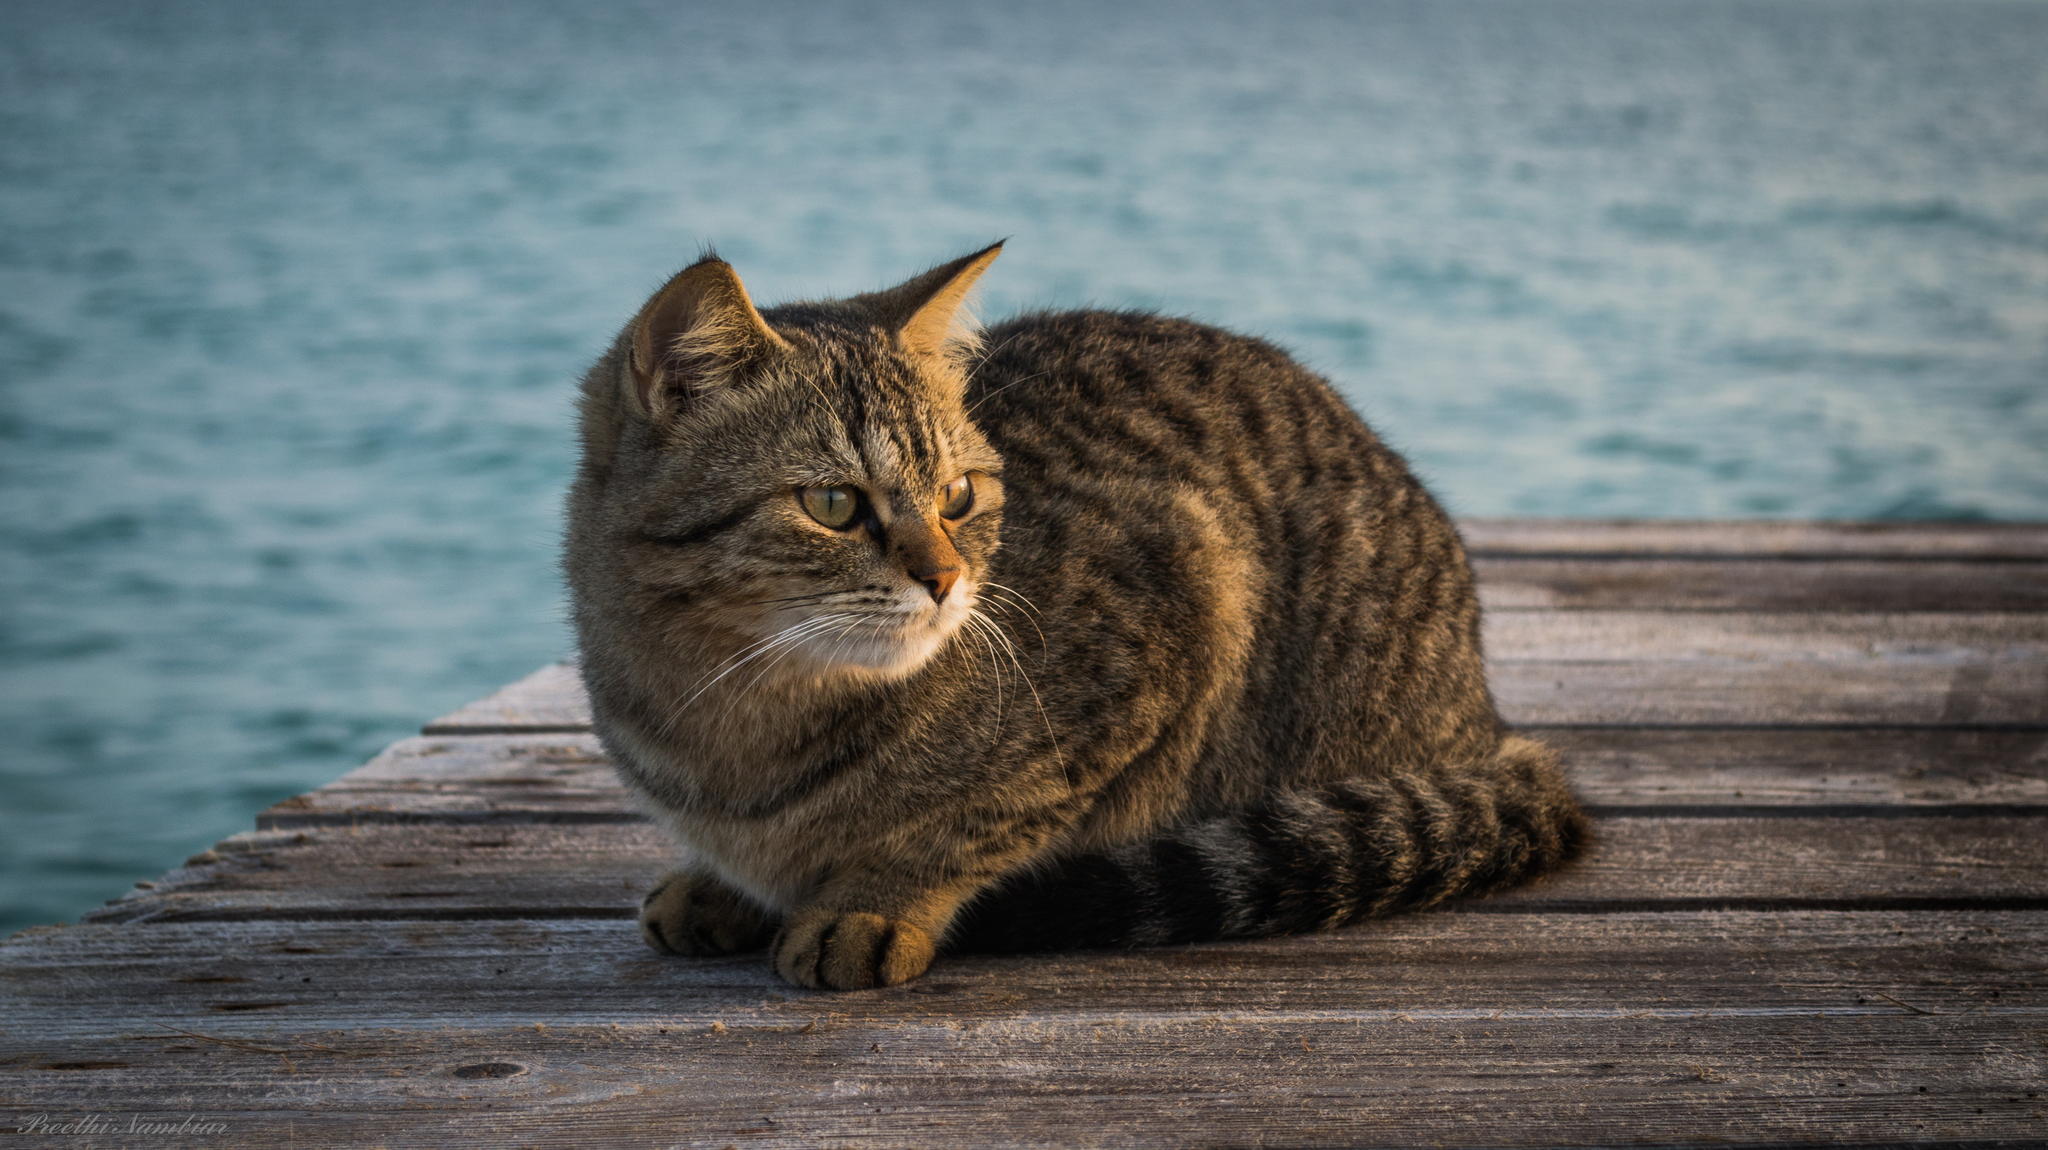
951;736;1589;953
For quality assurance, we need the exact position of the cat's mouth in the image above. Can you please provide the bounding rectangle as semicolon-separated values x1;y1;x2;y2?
776;586;973;679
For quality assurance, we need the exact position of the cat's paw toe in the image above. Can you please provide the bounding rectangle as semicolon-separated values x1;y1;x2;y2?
772;910;935;990
639;871;774;957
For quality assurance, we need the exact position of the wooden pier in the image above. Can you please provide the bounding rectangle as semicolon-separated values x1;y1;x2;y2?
5;520;2045;1147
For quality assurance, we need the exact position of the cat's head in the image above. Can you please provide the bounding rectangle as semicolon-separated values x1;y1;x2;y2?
580;243;1007;683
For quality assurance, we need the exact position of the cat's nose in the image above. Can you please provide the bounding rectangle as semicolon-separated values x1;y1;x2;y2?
894;516;964;604
913;565;960;604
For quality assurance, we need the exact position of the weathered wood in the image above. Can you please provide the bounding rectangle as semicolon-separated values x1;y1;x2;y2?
262;736;625;826
260;729;2048;829
6;912;2045;1147
1458;518;2048;560
1546;727;2048;811
427;649;2048;734
1;1014;2040;1147
425;663;586;733
80;816;2048;925
1482;610;2048;661
1492;660;2048;726
1473;557;2048;611
8;911;2040;1027
11;520;2048;1149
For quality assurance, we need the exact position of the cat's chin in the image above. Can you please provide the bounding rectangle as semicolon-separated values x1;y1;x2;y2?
790;598;972;682
814;628;950;680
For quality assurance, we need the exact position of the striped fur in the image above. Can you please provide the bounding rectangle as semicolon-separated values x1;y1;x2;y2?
952;736;1585;952
565;247;1590;989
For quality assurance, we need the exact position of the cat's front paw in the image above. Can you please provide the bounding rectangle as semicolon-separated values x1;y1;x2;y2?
772;909;936;990
639;870;774;957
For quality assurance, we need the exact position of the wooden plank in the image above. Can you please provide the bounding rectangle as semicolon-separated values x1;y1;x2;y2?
1458;518;2048;560
3;911;2039;1032
5;1019;2041;1149
1480;610;2048;662
427;646;2048;734
0;1007;2039;1146
79;816;2048;925
14;522;2048;1147
1546;727;2048;811
1492;660;2048;726
261;729;2048;829
262;736;625;826
1473;557;2048;611
430;611;2048;731
5;912;2042;1147
425;663;586;733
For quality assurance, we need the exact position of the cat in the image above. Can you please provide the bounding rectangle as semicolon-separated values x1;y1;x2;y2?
564;242;1589;990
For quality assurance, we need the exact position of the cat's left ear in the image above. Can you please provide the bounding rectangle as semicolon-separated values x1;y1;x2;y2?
868;241;1004;362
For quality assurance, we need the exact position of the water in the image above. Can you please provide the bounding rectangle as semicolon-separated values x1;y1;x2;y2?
2;0;2045;935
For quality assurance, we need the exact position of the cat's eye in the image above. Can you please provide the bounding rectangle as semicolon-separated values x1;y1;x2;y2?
800;485;862;529
939;474;974;520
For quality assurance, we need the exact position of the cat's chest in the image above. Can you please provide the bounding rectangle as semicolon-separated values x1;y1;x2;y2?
641;710;845;812
616;667;918;814
628;729;882;909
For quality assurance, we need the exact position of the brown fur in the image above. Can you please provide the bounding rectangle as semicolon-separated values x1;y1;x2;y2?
565;244;1589;989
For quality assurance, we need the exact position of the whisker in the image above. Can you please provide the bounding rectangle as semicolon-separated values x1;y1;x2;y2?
976;585;1049;661
799;372;835;411
735;616;852;697
978;581;1043;618
964;610;1007;741
652;625;807;741
970;608;1067;790
963;330;1024;378
715;616;866;731
749;591;852;607
661;613;855;734
826;616;868;673
966;367;1057;419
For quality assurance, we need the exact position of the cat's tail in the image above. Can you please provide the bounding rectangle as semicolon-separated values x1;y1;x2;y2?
950;734;1589;953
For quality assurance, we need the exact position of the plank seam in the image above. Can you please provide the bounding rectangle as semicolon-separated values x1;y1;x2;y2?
1467;549;2048;564
254;804;2048;831
82;895;2048;925
420;724;593;736
421;721;2048;735
1579;804;2048;819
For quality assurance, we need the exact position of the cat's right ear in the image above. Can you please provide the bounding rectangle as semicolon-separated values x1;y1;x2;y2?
626;256;789;422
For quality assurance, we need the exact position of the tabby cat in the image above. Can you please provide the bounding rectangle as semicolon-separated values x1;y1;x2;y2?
565;243;1588;990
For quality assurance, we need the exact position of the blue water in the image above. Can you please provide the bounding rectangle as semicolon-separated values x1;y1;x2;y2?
3;0;2046;935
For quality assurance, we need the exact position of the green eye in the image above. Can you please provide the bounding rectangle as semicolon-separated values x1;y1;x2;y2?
939;474;974;519
800;485;862;529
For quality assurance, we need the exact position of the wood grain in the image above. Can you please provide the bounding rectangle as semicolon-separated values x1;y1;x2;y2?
1;1015;2040;1148
425;663;586;733
425;648;2048;733
429;607;2048;730
1482;610;2047;661
1491;660;2048;725
80;816;2048;925
1458;518;2048;559
3;911;2037;1032
6;912;2044;1147
259;729;2048;829
1546;727;2048;810
11;520;2048;1148
1474;557;2048;611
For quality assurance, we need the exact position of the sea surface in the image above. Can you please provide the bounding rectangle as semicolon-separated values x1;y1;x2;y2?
3;0;2045;934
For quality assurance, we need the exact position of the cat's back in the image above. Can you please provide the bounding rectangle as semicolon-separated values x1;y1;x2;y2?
965;307;1490;795
968;309;1424;519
